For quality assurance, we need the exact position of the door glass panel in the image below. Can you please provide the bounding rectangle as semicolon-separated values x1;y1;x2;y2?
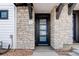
40;19;46;24
40;31;46;35
40;25;46;30
38;18;48;44
40;36;46;41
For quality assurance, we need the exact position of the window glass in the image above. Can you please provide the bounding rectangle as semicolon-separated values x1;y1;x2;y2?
40;31;46;35
0;10;8;19
40;19;46;24
40;25;46;30
40;36;46;41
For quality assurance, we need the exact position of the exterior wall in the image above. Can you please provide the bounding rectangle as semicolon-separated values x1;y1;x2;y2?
16;6;35;49
0;4;15;48
51;5;73;49
0;3;74;49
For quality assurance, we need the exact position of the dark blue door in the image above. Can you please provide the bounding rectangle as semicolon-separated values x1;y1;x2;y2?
38;19;48;45
35;14;50;46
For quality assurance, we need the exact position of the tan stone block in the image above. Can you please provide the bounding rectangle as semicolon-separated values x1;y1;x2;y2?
16;6;35;49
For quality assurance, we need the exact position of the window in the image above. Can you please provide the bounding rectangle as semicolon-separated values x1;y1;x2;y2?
0;10;8;19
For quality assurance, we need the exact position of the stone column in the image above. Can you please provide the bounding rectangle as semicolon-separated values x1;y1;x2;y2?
51;5;73;49
16;6;35;49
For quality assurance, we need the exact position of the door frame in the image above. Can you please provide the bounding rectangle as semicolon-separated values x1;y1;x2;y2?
35;13;50;46
73;10;79;43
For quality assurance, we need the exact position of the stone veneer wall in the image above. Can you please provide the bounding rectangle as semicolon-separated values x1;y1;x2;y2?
16;6;35;49
51;5;73;49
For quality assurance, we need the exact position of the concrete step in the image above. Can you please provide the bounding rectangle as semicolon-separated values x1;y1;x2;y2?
64;43;79;49
68;52;79;56
72;50;79;55
73;47;79;50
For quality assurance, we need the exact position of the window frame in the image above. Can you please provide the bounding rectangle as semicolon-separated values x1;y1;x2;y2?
0;10;8;19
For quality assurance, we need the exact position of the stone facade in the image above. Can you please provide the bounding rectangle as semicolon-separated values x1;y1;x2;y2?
16;6;35;49
16;4;73;49
50;5;73;49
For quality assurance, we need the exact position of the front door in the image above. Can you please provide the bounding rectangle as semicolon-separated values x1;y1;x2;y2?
35;14;50;46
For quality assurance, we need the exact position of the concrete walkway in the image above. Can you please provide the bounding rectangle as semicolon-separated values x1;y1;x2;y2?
32;46;58;56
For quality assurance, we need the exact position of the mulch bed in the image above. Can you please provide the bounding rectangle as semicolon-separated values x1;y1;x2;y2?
0;49;33;56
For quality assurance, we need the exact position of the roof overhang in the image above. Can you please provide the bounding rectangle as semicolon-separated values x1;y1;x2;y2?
74;3;79;10
14;3;59;13
33;3;59;13
14;3;33;6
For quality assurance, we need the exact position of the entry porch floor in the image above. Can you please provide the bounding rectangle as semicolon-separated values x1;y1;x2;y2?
0;46;73;56
32;46;58;56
